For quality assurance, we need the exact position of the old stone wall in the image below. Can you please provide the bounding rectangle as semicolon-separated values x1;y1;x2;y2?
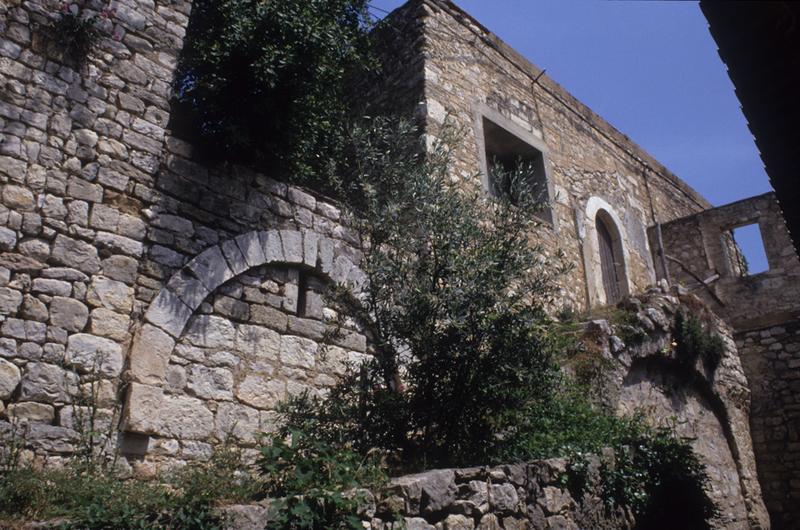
652;192;800;527
651;192;800;330
736;320;800;530
0;0;370;473
221;458;634;530
0;0;773;525
380;0;711;312
577;287;768;529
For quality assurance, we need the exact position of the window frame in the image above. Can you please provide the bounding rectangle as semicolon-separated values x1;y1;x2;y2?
473;104;557;230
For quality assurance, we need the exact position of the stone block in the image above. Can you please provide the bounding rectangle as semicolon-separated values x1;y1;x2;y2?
187;365;234;400
95;231;143;257
129;324;175;385
144;289;193;338
65;333;124;378
49;296;89;332
31;278;71;297
235;324;280;360
0;358;21;399
51;234;100;274
442;514;474;530
303;230;319;268
167;270;211;310
318;238;335;276
87;276;133;313
488;483;519;514
184;315;235;349
221;238;249;275
236;232;266;268
2;184;35;211
7;401;54;423
280;230;303;264
19;362;77;403
214;296;249;321
249;305;288;332
260;229;284;263
279;335;317;369
123;382;163;434
99;255;138;285
236;375;285;410
0;286;22;313
0;227;17;251
89;308;129;341
187;245;234;291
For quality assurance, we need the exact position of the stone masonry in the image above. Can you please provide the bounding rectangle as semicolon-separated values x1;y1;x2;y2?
0;0;785;526
652;192;800;528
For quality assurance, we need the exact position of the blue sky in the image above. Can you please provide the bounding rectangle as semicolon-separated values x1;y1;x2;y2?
368;0;772;271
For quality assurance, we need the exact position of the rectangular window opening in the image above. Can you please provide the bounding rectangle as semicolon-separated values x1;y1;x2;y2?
482;117;552;224
730;223;769;276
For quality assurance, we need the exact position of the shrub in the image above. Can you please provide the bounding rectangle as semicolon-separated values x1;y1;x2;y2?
674;310;725;373
259;427;389;530
0;443;258;529
172;0;376;191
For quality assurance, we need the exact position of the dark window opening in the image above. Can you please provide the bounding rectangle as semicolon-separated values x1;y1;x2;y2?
483;117;552;223
296;271;309;316
731;223;769;276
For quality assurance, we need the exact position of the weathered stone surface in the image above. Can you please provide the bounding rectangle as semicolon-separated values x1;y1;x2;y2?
215;402;262;444
279;335;316;369
19;362;77;403
489;483;519;513
188;245;234;291
129;324;175;385
51;234;100;274
49;296;89;332
187;365;234;400
442;514;474;530
102;255;139;284
280;230;303;264
65;333;124;377
7;401;54;423
144;289;193;338
89;308;130;340
184;315;235;349
405;518;436;530
236;324;280;360
236;232;266;268
87;277;134;312
219;505;272;530
0;358;21;399
0;286;23;313
476;514;501;530
236;376;284;410
260;230;284;263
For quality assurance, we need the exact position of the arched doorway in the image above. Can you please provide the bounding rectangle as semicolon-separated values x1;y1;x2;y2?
596;212;624;304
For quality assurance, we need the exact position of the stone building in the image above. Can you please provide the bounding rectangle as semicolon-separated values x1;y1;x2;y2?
0;0;796;528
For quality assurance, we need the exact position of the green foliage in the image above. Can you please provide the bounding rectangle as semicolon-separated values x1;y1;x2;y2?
173;0;376;190
45;2;116;66
259;427;389;530
603;428;716;530
674;310;725;372
0;444;258;529
299;118;572;468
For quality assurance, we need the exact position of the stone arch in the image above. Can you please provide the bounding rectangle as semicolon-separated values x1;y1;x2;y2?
581;197;631;306
122;228;366;439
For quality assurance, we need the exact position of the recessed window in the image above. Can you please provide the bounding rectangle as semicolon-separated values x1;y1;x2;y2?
730;223;769;276
482;117;552;223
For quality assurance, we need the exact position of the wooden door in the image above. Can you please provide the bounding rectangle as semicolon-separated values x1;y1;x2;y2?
597;218;622;304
